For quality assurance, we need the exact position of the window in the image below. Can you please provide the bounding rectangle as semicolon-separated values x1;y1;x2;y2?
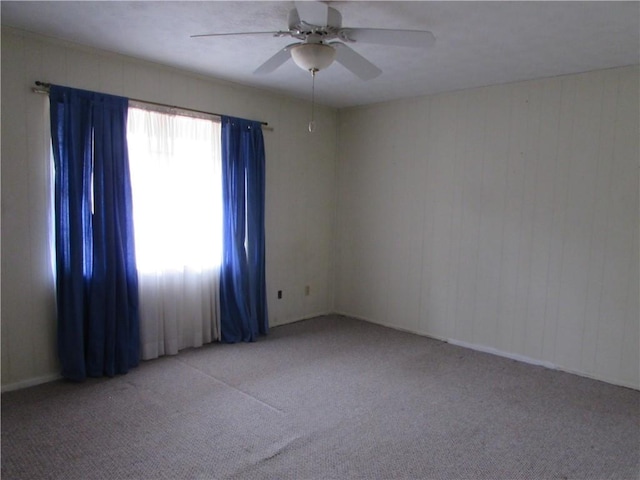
127;105;223;359
126;106;223;273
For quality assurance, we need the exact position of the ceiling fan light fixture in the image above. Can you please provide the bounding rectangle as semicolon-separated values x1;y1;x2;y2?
290;43;336;73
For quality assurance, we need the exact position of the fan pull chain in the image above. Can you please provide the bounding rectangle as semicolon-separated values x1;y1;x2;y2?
309;69;317;133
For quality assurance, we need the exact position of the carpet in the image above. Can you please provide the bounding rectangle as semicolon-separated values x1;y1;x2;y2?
2;315;638;479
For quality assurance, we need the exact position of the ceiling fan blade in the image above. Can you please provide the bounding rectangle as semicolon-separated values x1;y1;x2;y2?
253;43;300;74
339;28;436;48
294;1;329;27
191;31;285;38
331;43;382;81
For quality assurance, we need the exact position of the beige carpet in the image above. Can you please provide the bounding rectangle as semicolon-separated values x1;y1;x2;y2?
2;315;638;479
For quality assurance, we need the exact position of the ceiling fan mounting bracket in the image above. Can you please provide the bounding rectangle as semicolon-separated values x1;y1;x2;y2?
287;22;340;42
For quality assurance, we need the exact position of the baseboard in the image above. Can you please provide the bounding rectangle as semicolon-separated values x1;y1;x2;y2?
1;373;62;393
2;314;330;393
334;310;450;342
446;338;558;370
4;314;636;392
447;337;639;390
334;310;639;391
270;311;334;328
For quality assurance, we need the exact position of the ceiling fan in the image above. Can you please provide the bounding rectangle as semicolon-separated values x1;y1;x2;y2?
192;1;436;80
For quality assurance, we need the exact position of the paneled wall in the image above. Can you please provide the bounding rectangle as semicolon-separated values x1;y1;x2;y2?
336;66;639;388
1;28;338;390
3;26;638;391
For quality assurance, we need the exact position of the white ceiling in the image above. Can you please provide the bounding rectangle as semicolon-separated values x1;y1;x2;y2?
2;1;639;108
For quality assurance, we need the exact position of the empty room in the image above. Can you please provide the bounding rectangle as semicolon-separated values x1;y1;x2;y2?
1;1;638;479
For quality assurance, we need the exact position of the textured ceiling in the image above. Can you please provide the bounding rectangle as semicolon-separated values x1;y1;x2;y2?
2;1;639;108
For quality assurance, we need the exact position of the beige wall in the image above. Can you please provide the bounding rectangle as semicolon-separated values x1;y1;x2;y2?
1;28;338;390
3;27;638;391
336;66;639;389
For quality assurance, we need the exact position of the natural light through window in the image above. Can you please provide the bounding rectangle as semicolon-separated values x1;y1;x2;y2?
127;107;222;273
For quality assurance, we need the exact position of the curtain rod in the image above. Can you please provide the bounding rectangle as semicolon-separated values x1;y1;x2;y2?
33;81;272;131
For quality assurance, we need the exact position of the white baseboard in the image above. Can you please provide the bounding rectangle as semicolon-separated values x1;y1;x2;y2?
334;310;639;391
4;314;637;392
270;311;333;327
2;314;329;393
2;373;62;393
448;337;639;390
334;310;450;342
446;338;558;370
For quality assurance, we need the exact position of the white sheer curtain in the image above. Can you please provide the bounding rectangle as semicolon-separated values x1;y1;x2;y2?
127;106;222;360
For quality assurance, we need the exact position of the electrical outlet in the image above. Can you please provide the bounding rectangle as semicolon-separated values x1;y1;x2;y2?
305;285;310;296
277;290;282;299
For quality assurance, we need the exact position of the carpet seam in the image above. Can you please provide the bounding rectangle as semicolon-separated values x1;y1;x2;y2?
173;356;285;415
